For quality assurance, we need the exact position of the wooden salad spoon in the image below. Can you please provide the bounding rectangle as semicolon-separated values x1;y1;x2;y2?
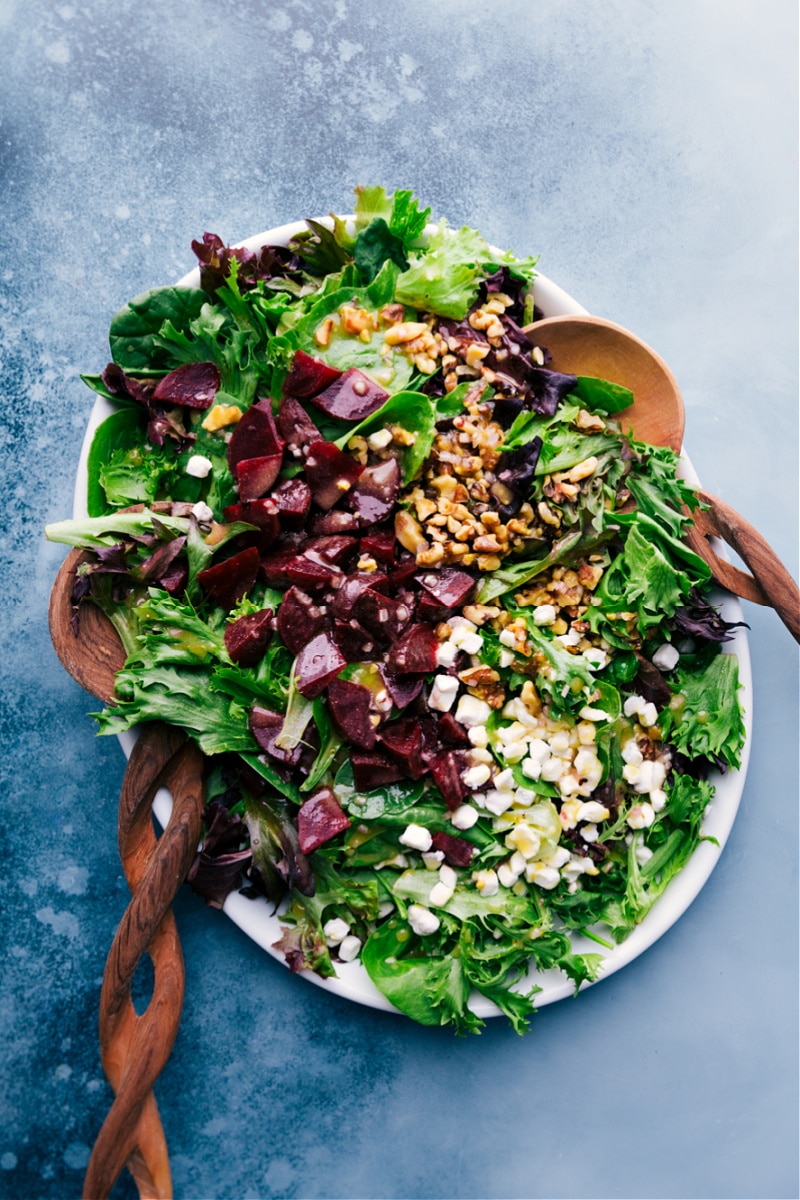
525;314;800;643
49;550;205;1200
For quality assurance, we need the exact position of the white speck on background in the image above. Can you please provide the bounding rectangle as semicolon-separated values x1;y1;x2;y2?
19;877;38;896
267;9;290;32
35;906;80;940
58;5;75;17
0;1154;17;1171
57;864;88;895
292;29;312;52
63;1143;90;1171
338;39;362;63
398;53;416;76
54;1064;72;1082
115;204;131;220
44;40;70;63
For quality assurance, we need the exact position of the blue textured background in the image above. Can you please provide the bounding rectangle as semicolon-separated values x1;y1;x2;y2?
1;2;797;1198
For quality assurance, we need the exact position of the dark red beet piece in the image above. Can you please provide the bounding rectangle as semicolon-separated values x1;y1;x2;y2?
286;551;343;591
332;619;379;662
331;572;389;620
388;556;421;589
348;458;401;524
359;529;396;564
379;718;427;779
276;395;321;454
309;368;389;422
416;567;477;612
304;441;364;511
327;678;377;751
260;547;301;586
307;509;361;535
351;751;405;791
227;399;284;470
353;588;413;642
224;609;274;667
197;546;260;611
282;350;342;399
294;632;346;698
236;453;284;501
428;750;469;811
271;477;312;530
250;705;307;767
276;587;326;656
302;535;359;565
378;666;424;710
297;787;351;854
431;830;475;868
152;361;220;409
437;712;470;747
223;499;280;551
385;623;439;674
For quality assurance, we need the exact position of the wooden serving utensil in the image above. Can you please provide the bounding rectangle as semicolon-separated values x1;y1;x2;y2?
525;314;800;642
49;549;205;1200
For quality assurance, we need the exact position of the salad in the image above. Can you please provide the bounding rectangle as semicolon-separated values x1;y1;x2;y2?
46;186;746;1034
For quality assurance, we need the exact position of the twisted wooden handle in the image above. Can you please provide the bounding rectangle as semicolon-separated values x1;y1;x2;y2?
686;490;800;643
83;723;205;1200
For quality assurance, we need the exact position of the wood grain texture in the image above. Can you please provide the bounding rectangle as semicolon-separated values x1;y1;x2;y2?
48;549;126;704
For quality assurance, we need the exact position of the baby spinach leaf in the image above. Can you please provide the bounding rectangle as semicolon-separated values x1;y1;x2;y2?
110;287;209;370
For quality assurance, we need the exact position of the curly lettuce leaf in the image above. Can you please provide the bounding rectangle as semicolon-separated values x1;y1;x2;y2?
660;652;745;769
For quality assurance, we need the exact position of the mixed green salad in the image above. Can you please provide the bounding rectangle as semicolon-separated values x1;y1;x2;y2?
47;186;746;1034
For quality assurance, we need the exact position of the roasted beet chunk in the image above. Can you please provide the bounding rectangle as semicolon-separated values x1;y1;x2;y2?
359;529;396;564
260;547;301;587
197;546;260;610
378;666;423;711
250;705;308;767
223;498;280;550
286;550;343;591
379;718;428;779
351;751;405;791
309;368;389;422
352;588;412;643
152;361;220;409
304;440;364;511
235;454;284;501
276;395;321;455
276;587;326;656
331;571;389;620
297;787;351;854
386;623;439;674
327;678;377;750
227;398;284;470
431;830;475;868
271;477;312;530
416;567;476;614
282;349;342;399
294;632;346;698
428;750;469;811
437;712;470;746
307;509;361;535
332;619;379;662
348;458;400;524
224;608;274;667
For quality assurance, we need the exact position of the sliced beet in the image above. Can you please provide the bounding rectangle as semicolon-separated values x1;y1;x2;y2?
304;441;364;511
327;678;377;751
276;395;321;454
309;368;389;422
236;453;284;501
428;750;469;811
197;546;260;611
152;361;220;409
431;830;475;867
332;619;379;663
353;588;413;642
379;718;427;780
223;499;280;550
388;556;421;589
276;587;327;656
307;509;361;535
224;608;274;667
378;666;424;711
385;623;439;674
272;477;312;530
282;349;342;399
302;534;359;565
260;547;300;587
348;458;401;525
437;712;470;747
297;787;351;854
351;751;405;791
416;567;476;612
250;705;307;767
359;529;396;564
331;572;389;620
294;632;346;698
227;398;284;470
286;550;343;591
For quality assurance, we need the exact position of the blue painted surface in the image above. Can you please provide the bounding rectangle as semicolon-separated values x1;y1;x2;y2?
1;2;797;1198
